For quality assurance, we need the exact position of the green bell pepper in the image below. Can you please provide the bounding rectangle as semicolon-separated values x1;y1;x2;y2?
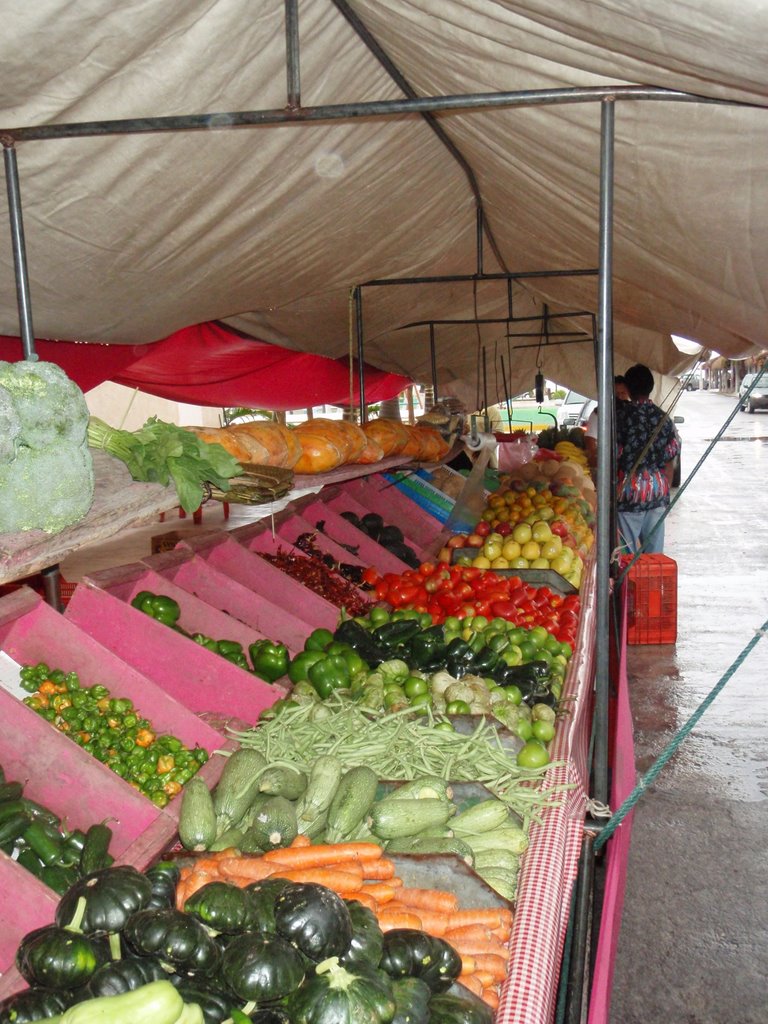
131;592;181;626
307;654;351;699
304;627;335;652
288;650;326;684
249;640;290;683
407;625;447;669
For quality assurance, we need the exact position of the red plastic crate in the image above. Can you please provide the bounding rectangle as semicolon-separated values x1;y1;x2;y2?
626;553;678;645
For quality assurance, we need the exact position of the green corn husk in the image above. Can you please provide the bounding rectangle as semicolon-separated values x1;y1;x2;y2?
207;463;294;505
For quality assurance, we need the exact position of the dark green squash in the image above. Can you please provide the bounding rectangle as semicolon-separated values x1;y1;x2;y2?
340;900;384;968
123;907;220;976
220;932;305;1003
244;877;292;934
84;954;169;997
274;883;352;961
289;957;395;1024
428;990;494;1024
55;865;153;935
170;979;236;1024
144;861;181;910
15;924;102;990
0;986;73;1024
184;880;257;934
250;1010;293;1024
379;930;461;994
392;977;431;1024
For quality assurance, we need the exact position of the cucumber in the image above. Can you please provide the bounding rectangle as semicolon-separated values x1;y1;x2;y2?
257;765;308;800
0;811;31;847
213;749;268;831
368;798;455;840
385;835;474;864
178;777;217;852
246;796;298;851
295;755;343;837
378;777;453;803
449;799;511;836
79;822;113;874
325;766;379;843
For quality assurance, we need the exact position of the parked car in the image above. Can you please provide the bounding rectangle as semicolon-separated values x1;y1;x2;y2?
738;371;768;413
557;390;595;428
679;369;707;391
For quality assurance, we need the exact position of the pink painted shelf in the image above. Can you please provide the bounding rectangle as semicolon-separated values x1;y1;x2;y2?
301;495;414;574
142;548;310;655
65;582;284;724
336;475;443;551
273;513;367;568
180;532;338;632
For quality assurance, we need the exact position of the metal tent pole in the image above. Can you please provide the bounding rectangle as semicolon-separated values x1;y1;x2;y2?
429;323;439;404
354;286;367;423
2;143;36;361
284;0;301;109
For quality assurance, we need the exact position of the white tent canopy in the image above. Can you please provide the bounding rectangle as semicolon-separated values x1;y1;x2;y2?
1;0;766;403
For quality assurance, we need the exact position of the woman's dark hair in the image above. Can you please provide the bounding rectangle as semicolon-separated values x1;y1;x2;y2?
614;374;627;386
624;364;655;399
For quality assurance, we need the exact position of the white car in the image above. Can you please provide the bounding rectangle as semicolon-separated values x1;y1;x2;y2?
556;390;595;428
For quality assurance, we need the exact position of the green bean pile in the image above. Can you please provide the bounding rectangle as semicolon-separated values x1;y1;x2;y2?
229;700;569;822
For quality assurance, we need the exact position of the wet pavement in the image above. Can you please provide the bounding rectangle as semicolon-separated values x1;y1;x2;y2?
609;389;768;1023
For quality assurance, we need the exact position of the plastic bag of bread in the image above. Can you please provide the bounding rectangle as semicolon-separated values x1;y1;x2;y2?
185;426;253;464
400;425;450;462
333;419;368;462
353;433;385;465
293;428;346;474
363;418;412;456
230;421;301;469
294;418;360;462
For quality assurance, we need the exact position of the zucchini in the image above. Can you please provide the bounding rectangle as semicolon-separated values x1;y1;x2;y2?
472;848;522;873
294;755;343;838
449;799;511;836
209;827;246;852
473;868;517;901
379;777;453;803
257;765;308;800
213;749;268;831
369;799;455;841
80;823;113;875
325;766;379;843
463;825;529;856
246;796;298;851
385;835;474;864
178;778;217;852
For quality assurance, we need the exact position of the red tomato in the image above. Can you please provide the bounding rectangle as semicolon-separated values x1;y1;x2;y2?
374;581;390;601
419;562;436;577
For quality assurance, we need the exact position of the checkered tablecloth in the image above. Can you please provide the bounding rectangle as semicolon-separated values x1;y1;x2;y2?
497;565;596;1024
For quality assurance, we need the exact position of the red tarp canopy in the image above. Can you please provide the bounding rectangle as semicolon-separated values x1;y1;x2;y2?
0;321;411;409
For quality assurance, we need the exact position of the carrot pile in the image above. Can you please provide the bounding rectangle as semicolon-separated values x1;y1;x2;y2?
176;837;512;1009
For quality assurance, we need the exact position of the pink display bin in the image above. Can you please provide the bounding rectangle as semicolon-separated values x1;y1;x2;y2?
0;851;59;997
65;582;284;725
179;532;338;633
142;548;310;655
335;475;441;551
82;563;271;653
300;496;412;574
0;588;230;824
325;492;433;565
272;512;366;568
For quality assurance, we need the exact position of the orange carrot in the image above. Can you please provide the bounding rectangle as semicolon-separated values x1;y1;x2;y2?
377;909;423;931
472;971;497;989
448;909;507;931
459;954;477;975
192;857;226;874
290;834;312;847
409;908;450;937
361;882;398;904
211;847;241;860
444;924;494;944
218;857;276;882
339;890;378;912
262;843;382;868
395;887;459;915
448;938;509;958
491;922;512;943
360;857;396;880
458;974;484;997
481;988;500;1010
270;867;364;892
471;954;508;982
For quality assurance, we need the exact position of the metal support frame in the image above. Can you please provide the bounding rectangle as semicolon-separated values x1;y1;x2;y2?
2;143;36;360
284;0;301;109
429;323;438;404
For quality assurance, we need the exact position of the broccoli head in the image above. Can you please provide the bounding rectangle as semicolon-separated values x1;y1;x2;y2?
0;359;89;450
0;360;94;534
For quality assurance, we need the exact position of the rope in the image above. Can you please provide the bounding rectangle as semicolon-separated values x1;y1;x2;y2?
592;616;768;851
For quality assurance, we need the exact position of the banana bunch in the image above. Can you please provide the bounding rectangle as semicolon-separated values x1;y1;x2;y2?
555;440;590;469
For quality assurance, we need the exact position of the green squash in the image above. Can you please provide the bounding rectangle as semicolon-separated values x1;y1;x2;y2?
16;925;103;990
170;980;236;1024
379;930;462;993
144;861;181;910
123;908;220;976
428;990;494;1024
84;955;169;997
289;957;396;1024
244;877;292;934
274;882;352;961
392;977;431;1024
220;932;305;1003
250;1010;293;1024
184;880;257;934
55;865;153;935
340;900;384;968
0;986;73;1024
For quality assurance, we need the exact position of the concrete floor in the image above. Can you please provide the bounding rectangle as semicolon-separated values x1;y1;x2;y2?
58;390;768;1021
609;389;768;1023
